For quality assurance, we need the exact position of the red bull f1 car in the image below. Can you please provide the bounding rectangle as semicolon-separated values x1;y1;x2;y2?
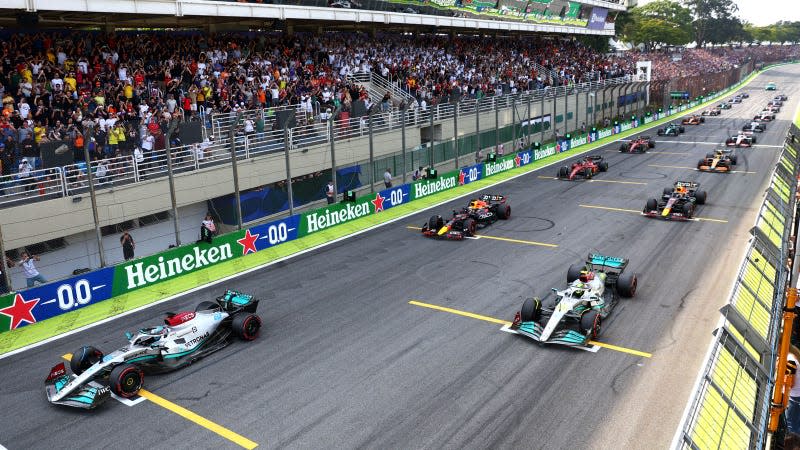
45;290;262;409
510;253;637;348
643;181;707;220
421;194;510;240
697;149;737;173
556;155;608;180
619;136;654;153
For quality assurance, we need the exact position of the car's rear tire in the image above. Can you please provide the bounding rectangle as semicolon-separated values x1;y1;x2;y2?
752;136;757;144
496;205;510;220
558;166;569;178
232;313;262;341
520;298;541;323
599;162;609;172
617;273;637;298
700;117;705;123
648;140;655;148
109;364;144;398
567;263;584;283
195;301;219;312
645;198;658;212
70;345;104;376
694;190;707;205
731;154;738;165
463;218;477;236
657;129;664;136
580;310;601;339
679;126;685;133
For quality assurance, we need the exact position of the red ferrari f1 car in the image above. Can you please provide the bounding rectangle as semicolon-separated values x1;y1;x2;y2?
556;155;609;180
619;136;655;153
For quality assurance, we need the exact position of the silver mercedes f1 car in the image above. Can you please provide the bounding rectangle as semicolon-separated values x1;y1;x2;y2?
45;290;262;409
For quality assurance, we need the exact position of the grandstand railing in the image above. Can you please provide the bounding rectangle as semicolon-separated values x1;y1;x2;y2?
675;124;800;449
0;76;640;208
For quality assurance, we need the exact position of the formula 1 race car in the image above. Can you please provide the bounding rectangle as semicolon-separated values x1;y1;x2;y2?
742;122;766;133
557;155;608;180
774;94;789;101
509;253;637;348
657;123;686;136
717;102;732;110
769;99;783;107
643;181;707;220
766;82;777;91
45;290;262;409
421;194;510;240
739;92;750;99
697;149;737;173
701;108;721;116
619;136;655;153
681;115;705;125
726;134;756;147
764;104;780;113
729;96;742;104
755;111;775;122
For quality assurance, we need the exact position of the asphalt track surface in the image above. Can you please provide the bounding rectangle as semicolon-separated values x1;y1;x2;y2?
1;67;799;450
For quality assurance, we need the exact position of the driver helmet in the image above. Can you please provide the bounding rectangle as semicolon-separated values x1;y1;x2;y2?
469;199;487;209
579;270;594;282
675;185;687;194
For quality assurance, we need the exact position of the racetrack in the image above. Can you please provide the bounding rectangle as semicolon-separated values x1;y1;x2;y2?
1;66;799;450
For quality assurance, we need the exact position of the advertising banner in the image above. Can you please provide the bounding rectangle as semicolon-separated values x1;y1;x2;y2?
0;267;115;331
587;7;608;30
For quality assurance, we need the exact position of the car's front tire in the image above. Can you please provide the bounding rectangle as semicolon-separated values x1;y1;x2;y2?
70;345;104;376
520;298;541;322
580;310;601;339
110;364;144;398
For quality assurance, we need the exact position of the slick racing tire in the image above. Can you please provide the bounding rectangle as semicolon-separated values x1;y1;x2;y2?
619;144;628;152
584;168;593;179
196;301;220;312
580;310;601;340
558;166;569;178
110;364;144;398
645;198;658;213
233;313;262;341
70;345;104;376
700;117;705;123
706;153;714;159
648;140;655;148
567;263;584;283
496;205;510;220
697;160;705;170
520;298;541;323
694;190;707;205
463;218;477;236
428;215;443;231
599;162;609;172
682;202;695;219
663;187;673;196
679;126;685;133
617;272;637;298
731;154;738;165
657;129;664;136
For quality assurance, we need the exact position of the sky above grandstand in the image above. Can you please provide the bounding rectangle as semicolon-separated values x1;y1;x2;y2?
637;0;798;27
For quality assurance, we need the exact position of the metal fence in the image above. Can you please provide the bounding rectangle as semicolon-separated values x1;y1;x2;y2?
676;125;800;449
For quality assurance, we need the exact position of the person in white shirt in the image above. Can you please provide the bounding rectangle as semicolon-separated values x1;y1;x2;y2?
95;159;109;184
200;213;216;243
19;252;46;287
243;118;254;134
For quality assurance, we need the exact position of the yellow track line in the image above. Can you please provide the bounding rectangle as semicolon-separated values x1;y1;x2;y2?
62;353;259;449
536;176;647;185
405;226;558;248
648;164;757;174
408;301;652;358
578;204;729;223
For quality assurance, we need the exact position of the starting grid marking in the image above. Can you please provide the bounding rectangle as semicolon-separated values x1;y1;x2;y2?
579;204;729;223
409;300;650;357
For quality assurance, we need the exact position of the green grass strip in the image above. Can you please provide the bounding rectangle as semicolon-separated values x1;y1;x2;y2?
0;64;789;355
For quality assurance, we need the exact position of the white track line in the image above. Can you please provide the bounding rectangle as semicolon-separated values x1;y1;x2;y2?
0;98;762;361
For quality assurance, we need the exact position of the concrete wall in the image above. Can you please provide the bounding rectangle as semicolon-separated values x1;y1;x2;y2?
0;86;646;250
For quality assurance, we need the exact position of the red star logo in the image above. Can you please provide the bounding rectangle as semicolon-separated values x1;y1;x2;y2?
237;229;259;255
514;154;522;167
458;170;466;185
0;293;39;330
371;193;386;212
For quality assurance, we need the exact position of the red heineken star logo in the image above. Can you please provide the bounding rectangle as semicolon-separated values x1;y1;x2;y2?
458;170;466;185
371;193;386;212
514;154;522;167
237;229;259;255
0;293;39;330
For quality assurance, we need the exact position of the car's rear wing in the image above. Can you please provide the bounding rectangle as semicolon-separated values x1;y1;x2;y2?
587;253;628;273
216;290;259;313
585;155;604;162
479;194;506;203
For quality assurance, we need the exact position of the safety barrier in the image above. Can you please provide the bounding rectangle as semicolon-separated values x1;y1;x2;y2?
0;69;771;335
675;124;800;449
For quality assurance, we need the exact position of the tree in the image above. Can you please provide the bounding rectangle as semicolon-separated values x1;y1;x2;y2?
620;1;693;50
681;0;739;47
703;17;746;46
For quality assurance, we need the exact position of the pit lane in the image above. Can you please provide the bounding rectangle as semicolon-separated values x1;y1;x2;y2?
1;66;798;449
